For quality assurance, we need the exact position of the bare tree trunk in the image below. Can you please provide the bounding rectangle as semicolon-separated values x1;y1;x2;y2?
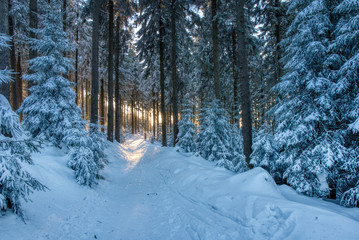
159;0;167;146
100;78;105;131
115;17;120;142
131;93;134;134
236;0;252;166
232;31;239;125
81;78;85;118
86;78;90;119
211;0;220;100
28;0;37;92
90;0;100;130
107;0;114;141
119;97;123;131
8;0;17;109
156;98;159;140
0;0;10;100
169;106;172;145
152;89;156;138
16;52;22;107
171;0;179;146
75;25;79;106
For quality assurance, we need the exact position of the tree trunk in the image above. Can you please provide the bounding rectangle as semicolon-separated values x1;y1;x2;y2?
131;93;134;134
107;0;114;141
156;98;159;140
75;25;79;106
0;0;9;100
86;77;90;118
90;0;100;130
236;0;252;166
115;17;120;142
211;0;220;100
232;31;239;125
100;78;105;131
171;0;179;146
152;89;156;138
28;0;37;92
8;0;17;109
16;52;22;107
81;78;85;118
159;0;167;146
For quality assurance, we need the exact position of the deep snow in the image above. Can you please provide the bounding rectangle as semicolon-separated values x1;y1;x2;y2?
0;136;359;240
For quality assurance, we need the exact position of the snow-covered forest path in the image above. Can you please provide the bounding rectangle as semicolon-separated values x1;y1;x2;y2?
1;135;359;240
92;136;246;239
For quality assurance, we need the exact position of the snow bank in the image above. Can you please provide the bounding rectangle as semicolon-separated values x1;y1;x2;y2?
156;147;359;240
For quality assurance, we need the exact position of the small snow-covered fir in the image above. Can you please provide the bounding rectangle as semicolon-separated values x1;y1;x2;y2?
176;95;197;153
0;94;45;217
18;2;106;186
197;100;232;163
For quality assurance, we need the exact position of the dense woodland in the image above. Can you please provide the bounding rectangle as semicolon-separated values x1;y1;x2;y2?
0;0;358;216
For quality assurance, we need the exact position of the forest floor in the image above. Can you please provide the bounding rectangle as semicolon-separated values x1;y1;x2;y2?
1;135;359;240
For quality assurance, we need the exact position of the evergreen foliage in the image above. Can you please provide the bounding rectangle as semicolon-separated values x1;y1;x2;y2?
251;0;359;206
0;34;13;84
19;2;76;145
18;2;106;186
251;127;281;181
197;100;232;164
176;96;197;153
0;94;45;217
226;125;247;173
261;0;334;197
330;0;359;207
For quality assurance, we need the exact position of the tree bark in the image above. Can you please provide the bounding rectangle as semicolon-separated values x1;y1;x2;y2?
8;0;17;109
236;0;252;166
152;89;156;138
100;78;105;131
159;0;167;146
90;0;100;130
16;52;22;107
156;98;159;140
211;0;220;100
107;0;114;141
171;0;179;146
131;92;134;134
28;0;37;92
0;0;9;100
115;17;121;142
75;24;79;105
81;78;85;118
232;31;239;125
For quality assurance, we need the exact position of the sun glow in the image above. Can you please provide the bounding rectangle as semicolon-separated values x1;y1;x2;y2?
122;138;147;171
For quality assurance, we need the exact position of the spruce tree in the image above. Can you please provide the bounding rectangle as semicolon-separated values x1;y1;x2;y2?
176;95;197;153
19;2;105;186
330;0;359;207
0;37;45;217
250;126;281;181
197;100;232;163
19;2;76;145
0;95;46;217
270;0;336;197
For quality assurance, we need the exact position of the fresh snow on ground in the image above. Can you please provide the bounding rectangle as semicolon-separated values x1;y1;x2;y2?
1;135;359;240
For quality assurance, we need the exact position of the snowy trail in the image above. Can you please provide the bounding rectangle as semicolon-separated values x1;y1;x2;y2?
1;135;359;240
99;137;247;239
